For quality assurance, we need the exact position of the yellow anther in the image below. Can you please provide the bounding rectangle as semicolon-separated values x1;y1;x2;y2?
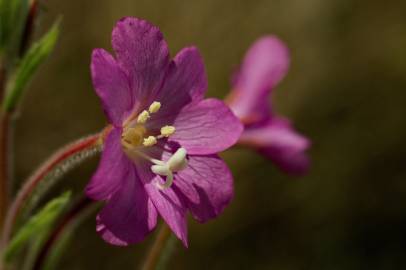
122;126;146;148
143;136;157;147
149;101;161;113
160;125;176;137
137;110;150;124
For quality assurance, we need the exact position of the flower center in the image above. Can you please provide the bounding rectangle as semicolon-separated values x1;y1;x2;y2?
120;101;187;190
121;101;176;149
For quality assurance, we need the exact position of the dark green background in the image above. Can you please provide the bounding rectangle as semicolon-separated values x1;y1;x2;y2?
12;0;406;269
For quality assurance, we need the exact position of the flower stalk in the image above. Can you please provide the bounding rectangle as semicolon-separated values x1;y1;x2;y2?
0;107;10;231
0;59;6;102
0;57;9;230
141;224;172;270
1;133;101;248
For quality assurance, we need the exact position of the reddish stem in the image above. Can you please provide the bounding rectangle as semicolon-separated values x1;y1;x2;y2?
0;59;9;231
0;113;10;231
1;133;101;247
0;62;6;102
141;224;172;270
19;0;39;56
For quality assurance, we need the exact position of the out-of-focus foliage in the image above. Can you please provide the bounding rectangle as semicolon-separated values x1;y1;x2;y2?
3;191;70;263
12;0;406;269
3;19;60;111
0;0;29;58
41;201;97;270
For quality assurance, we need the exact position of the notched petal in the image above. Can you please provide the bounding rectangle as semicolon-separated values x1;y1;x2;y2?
91;49;132;125
97;167;158;245
230;36;290;121
169;98;244;155
112;17;170;104
174;154;234;223
240;117;311;175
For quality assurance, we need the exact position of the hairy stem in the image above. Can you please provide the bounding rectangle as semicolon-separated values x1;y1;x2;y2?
1;133;101;248
141;224;172;270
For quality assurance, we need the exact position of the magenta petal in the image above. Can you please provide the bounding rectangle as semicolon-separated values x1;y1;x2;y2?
112;17;170;106
97;166;158;246
169;98;243;155
240;117;310;175
261;146;310;175
230;36;290;121
148;47;207;127
174;155;233;223
91;49;132;125
85;128;130;200
96;216;128;246
138;163;188;247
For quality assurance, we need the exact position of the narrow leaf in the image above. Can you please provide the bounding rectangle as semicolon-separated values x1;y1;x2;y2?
42;201;98;270
2;19;61;111
3;191;71;262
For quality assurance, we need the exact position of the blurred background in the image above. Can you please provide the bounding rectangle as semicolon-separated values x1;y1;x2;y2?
12;0;406;269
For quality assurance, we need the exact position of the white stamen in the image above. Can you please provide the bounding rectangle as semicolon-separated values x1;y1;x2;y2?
132;150;164;166
149;101;161;113
120;101;185;191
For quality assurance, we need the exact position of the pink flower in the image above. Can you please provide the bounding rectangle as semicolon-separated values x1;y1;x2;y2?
227;36;310;175
86;17;243;246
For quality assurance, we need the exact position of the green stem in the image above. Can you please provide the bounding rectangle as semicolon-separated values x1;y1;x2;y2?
141;224;172;270
0;59;6;102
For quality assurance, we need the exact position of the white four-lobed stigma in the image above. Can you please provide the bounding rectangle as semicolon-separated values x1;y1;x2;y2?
151;148;188;190
166;147;187;171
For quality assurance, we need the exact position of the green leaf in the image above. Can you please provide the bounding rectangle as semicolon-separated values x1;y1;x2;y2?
42;202;98;270
2;19;61;112
2;191;71;263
